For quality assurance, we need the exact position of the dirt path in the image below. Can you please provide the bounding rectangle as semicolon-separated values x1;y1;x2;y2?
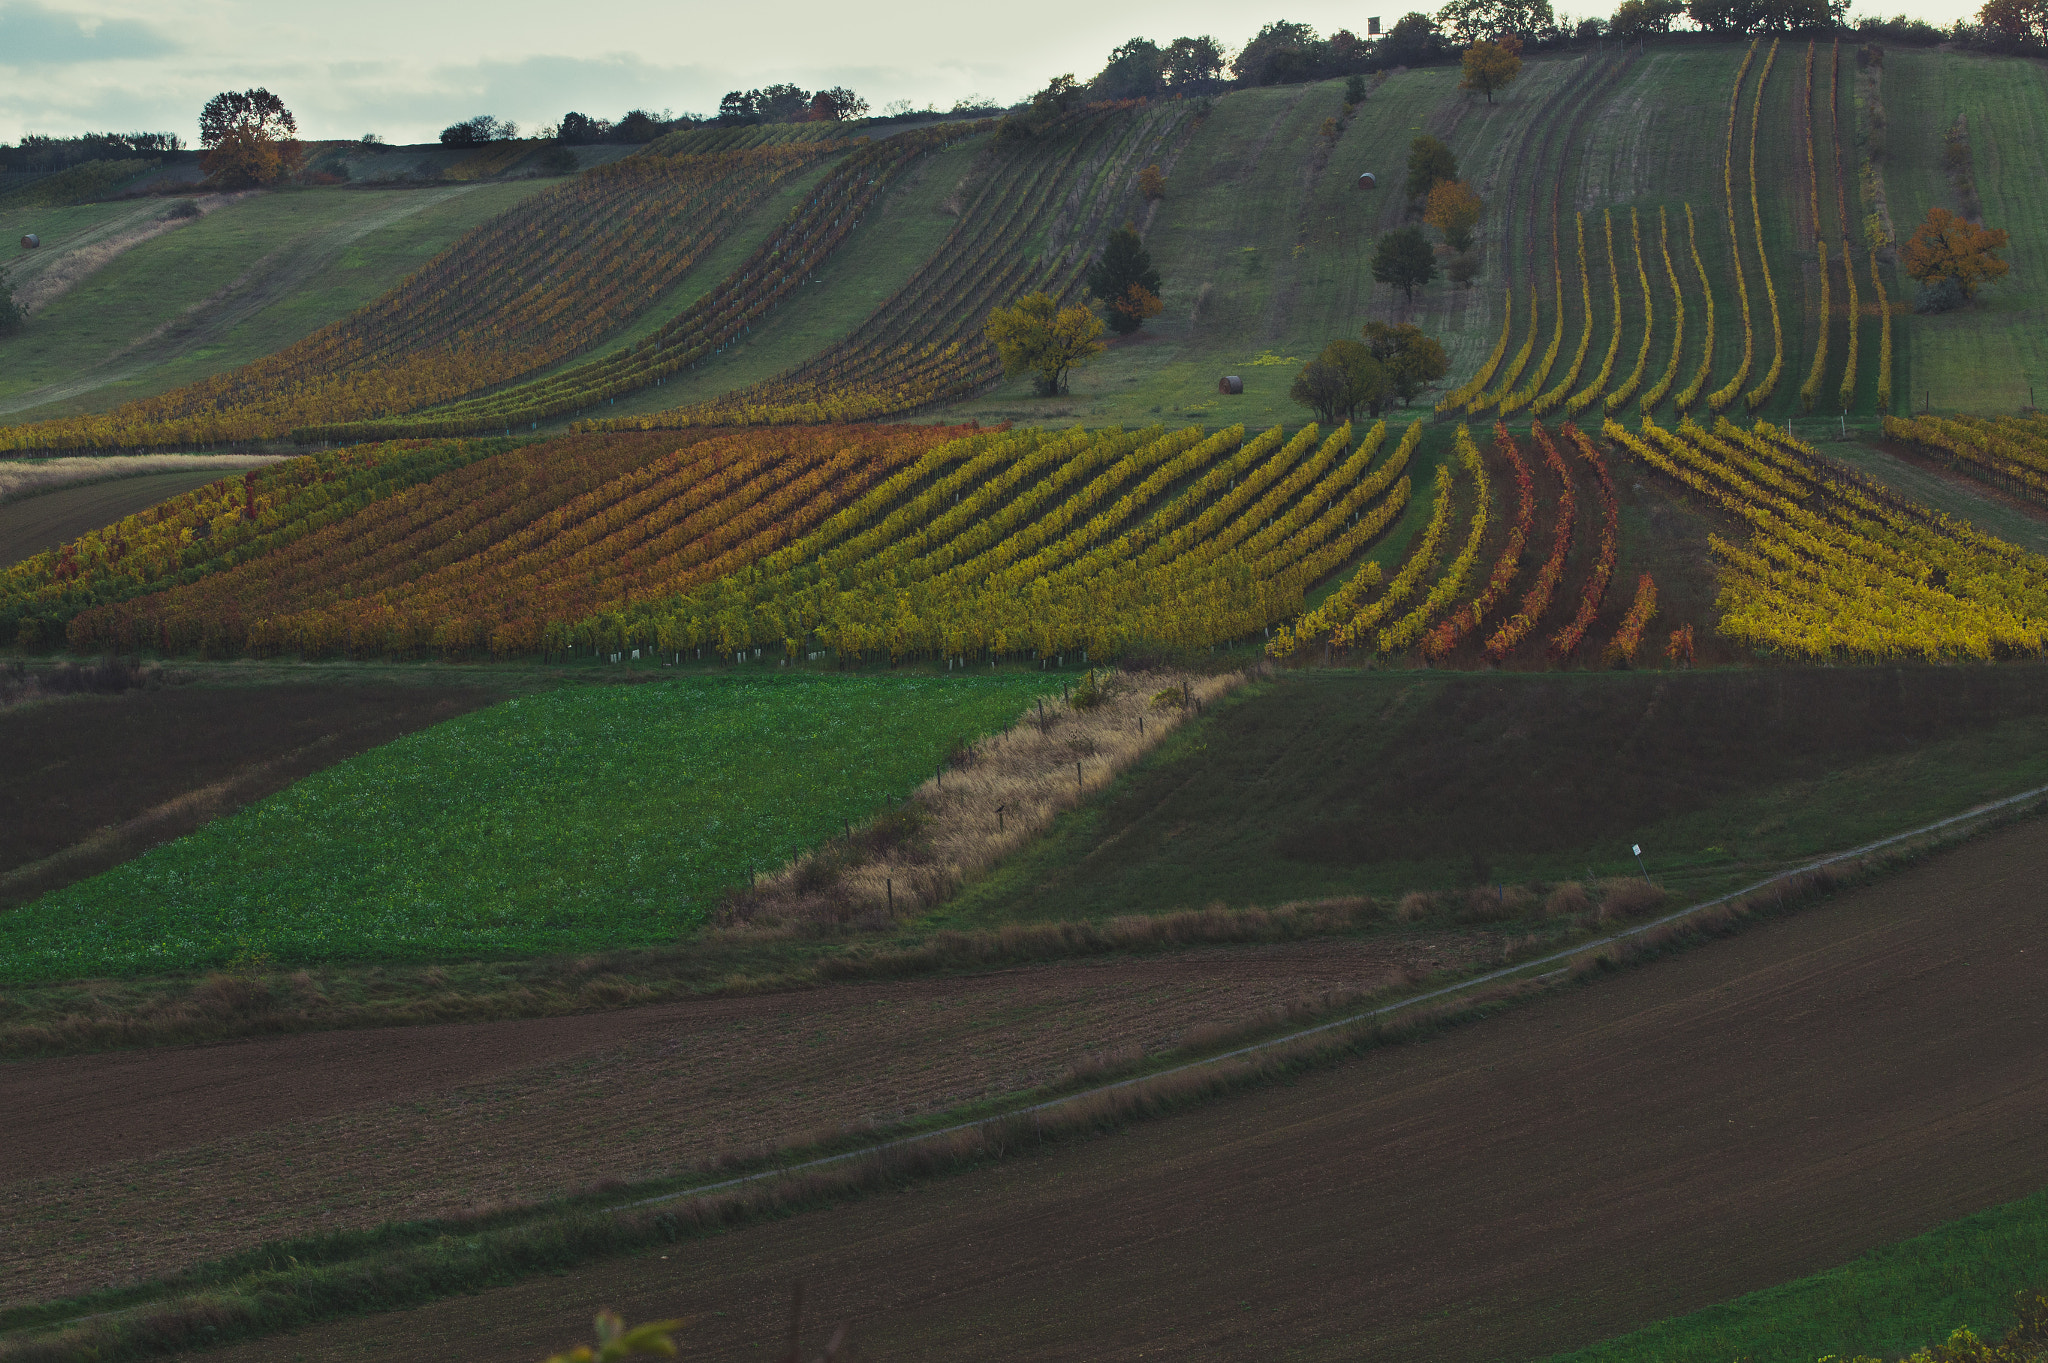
182;815;2048;1363
0;937;1480;1304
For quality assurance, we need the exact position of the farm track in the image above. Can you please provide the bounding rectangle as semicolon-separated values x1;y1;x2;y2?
165;811;2048;1363
0;935;1491;1303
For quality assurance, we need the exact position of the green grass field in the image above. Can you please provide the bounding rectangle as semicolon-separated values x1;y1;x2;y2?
934;667;2048;928
0;672;1051;981
1547;1188;2048;1363
0;182;553;423
1886;49;2048;416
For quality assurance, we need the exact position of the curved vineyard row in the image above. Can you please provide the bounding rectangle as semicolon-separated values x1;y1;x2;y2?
588;101;1192;431
2;440;505;648
64;427;968;658
1744;38;1785;411
1641;207;1686;413
1709;39;1762;413
0;144;853;453
581;417;1416;660
49;418;1420;664
1606;208;1654;412
1675;205;1717;412
302;122;989;441
1566;210;1624;418
1613;415;2048;659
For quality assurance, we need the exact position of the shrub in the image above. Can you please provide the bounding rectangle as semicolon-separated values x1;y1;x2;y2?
164;198;202;220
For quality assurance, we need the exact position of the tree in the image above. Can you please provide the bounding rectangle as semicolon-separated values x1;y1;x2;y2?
1292;340;1389;423
1687;0;1845;32
1425;179;1484;251
1406;135;1458;203
0;284;25;338
807;88;868;121
1436;0;1557;44
1092;38;1166;99
1138;164;1167;200
1378;12;1450;67
986;292;1106;395
1373;227;1440;301
557;112;609;144
1233;21;1326;85
1979;0;2048;46
199;89;295;150
1609;0;1687;37
1460;40;1523;103
1087;224;1164;335
440;115;516;146
1162;36;1228;89
1364;321;1451;405
1901;205;2010;299
198;88;300;188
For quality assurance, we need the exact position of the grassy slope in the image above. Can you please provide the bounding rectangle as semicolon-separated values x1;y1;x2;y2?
1886;49;2048;415
1547;1189;2048;1363
0;182;553;423
0;672;1053;980
933;667;2048;928
934;67;1552;428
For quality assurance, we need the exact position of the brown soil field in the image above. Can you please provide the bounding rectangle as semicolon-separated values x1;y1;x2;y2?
0;681;501;907
0;935;1485;1304
180;813;2048;1363
0;470;245;566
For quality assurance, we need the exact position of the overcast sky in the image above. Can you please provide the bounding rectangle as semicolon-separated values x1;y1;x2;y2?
1;0;1983;146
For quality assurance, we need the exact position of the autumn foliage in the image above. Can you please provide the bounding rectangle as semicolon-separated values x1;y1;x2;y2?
1901;205;2011;299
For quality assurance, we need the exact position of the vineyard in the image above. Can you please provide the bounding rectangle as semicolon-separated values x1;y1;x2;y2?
0;141;856;452
1610;415;2048;660
584;100;1195;431
297;121;991;442
1419;37;1902;428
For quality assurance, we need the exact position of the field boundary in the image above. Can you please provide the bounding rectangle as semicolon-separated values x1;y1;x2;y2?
618;773;2048;1214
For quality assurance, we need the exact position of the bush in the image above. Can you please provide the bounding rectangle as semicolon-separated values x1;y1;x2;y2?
1915;275;1967;313
0;286;23;337
538;147;579;176
163;198;201;219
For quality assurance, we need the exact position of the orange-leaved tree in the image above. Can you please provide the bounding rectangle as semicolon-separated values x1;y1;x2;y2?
199;88;301;188
1460;40;1523;104
1425;180;1484;252
1901;205;2010;300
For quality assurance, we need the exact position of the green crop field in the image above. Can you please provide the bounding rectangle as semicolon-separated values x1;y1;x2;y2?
935;668;2048;929
1548;1189;2048;1363
0;181;553;423
0;672;1050;980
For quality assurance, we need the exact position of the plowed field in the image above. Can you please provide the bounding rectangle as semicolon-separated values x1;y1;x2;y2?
2;936;1484;1303
173;813;2048;1363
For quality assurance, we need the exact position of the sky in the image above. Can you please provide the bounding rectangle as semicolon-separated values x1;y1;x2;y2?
1;0;1982;146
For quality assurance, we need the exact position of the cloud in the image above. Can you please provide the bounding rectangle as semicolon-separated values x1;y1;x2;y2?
0;1;175;67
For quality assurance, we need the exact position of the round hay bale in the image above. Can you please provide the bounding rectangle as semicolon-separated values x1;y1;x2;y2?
1218;375;1244;395
20;234;40;250
1357;172;1377;191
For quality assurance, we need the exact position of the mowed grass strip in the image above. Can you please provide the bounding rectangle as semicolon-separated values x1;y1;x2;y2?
1545;1189;2048;1363
0;672;1050;980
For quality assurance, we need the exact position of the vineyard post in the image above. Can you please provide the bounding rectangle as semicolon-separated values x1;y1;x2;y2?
887;878;893;911
1076;761;1082;791
997;804;1005;833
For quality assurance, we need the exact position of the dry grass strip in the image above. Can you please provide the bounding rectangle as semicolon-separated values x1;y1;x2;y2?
727;666;1248;927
